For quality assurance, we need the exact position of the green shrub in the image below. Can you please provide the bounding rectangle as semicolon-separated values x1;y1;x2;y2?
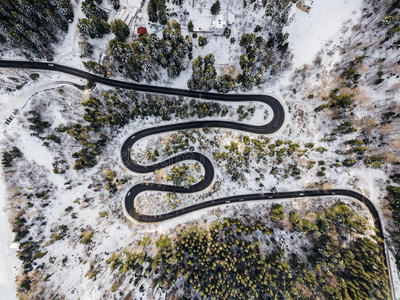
343;158;358;167
80;231;94;244
198;36;208;47
270;204;284;222
364;155;384;169
99;211;108;218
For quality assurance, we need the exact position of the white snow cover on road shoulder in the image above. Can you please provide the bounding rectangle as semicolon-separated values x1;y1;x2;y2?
0;168;18;300
287;0;363;68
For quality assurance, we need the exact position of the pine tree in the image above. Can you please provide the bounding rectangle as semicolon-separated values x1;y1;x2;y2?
210;0;221;16
188;20;194;32
214;74;236;93
110;19;130;41
198;36;208;47
147;0;158;23
82;1;109;20
108;39;133;62
157;0;168;25
79;41;94;58
147;0;168;24
187;54;216;91
77;17;110;39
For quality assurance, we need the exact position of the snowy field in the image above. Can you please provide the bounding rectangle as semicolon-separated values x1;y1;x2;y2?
0;167;18;299
0;0;399;298
287;0;363;69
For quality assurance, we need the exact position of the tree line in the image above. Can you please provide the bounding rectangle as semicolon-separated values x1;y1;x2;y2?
106;203;389;299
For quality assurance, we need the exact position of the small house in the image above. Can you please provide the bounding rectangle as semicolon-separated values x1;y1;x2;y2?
211;15;227;36
137;27;147;36
193;16;213;33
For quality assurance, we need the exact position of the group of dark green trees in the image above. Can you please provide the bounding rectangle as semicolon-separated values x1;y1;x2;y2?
77;0;121;43
187;29;289;92
108;19;192;82
106;203;389;299
187;54;236;93
210;0;221;15
147;0;167;25
2;146;22;168
77;0;110;39
0;0;74;59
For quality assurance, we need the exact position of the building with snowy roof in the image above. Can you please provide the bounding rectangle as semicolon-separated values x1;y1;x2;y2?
211;14;227;35
192;11;236;36
226;12;236;26
193;16;213;33
115;7;138;31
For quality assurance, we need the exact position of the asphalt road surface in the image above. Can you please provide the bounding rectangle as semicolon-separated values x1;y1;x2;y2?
0;60;392;297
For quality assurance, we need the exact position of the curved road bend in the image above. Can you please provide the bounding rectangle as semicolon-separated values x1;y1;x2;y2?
0;60;393;298
0;60;284;131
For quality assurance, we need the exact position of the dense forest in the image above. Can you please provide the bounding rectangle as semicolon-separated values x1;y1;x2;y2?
0;0;74;59
106;203;390;299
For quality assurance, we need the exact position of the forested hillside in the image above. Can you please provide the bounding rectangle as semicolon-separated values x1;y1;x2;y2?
0;0;74;59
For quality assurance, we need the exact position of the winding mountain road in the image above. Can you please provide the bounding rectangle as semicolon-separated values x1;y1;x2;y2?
0;60;393;297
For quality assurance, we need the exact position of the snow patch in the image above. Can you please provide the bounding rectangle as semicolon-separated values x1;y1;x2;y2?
286;0;363;69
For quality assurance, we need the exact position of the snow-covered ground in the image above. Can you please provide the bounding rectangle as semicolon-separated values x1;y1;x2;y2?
0;0;399;298
0;166;18;300
287;0;363;69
